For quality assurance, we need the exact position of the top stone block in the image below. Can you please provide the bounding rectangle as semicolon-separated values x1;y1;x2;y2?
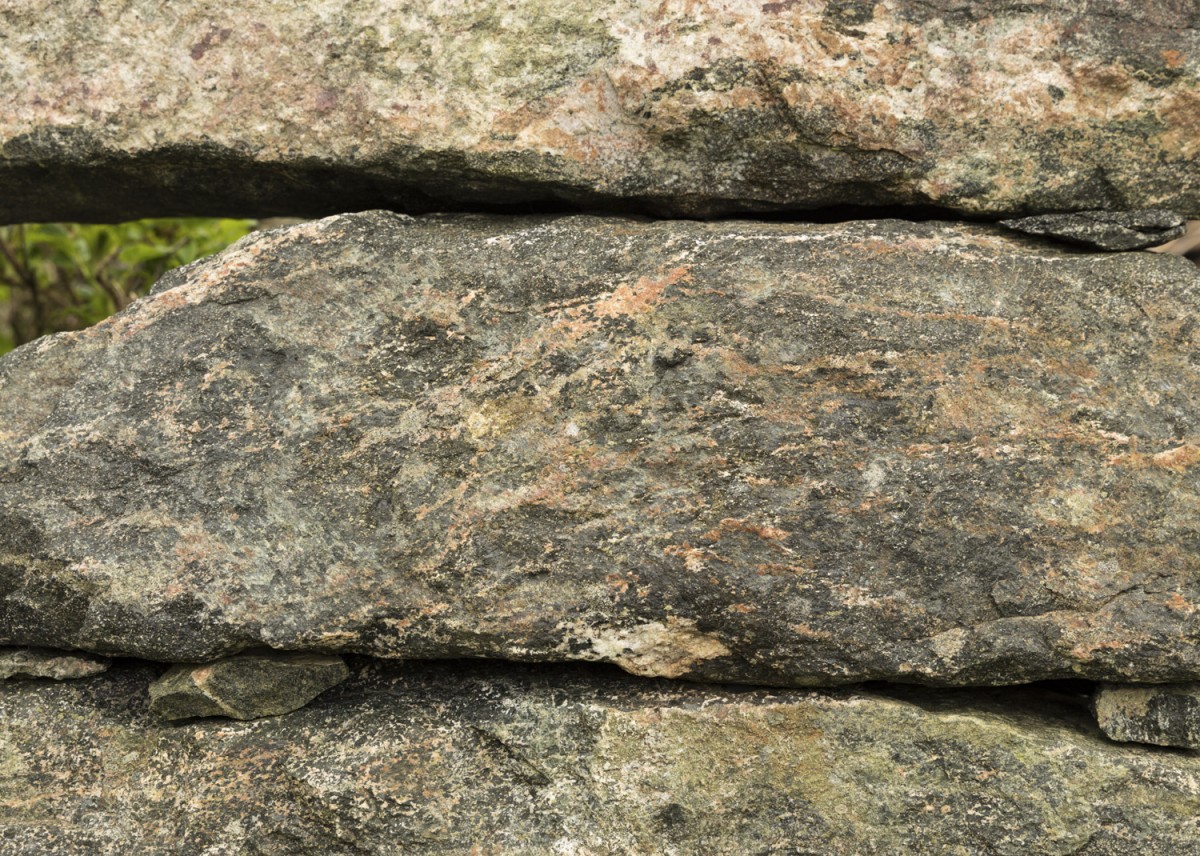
1;0;1197;222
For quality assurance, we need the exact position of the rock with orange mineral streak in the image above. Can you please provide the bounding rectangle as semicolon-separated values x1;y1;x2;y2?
2;212;1200;687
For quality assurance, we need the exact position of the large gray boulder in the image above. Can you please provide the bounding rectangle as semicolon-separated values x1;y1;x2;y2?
1;661;1198;855
2;212;1200;685
1;1;1197;222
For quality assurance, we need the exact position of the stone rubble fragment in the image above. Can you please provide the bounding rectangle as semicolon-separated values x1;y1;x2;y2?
1;0;1198;222
1000;209;1188;251
3;213;1200;687
0;647;109;681
1093;682;1200;750
148;651;349;721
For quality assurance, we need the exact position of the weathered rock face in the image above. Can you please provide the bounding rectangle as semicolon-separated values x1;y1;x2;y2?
3;212;1200;685
2;0;1198;222
148;651;349;720
1;661;1198;855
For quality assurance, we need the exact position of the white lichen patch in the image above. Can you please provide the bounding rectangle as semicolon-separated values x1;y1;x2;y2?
560;617;731;678
928;626;969;663
1030;486;1111;534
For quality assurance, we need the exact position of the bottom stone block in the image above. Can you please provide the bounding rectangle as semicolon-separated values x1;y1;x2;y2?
148;651;350;720
2;661;1200;854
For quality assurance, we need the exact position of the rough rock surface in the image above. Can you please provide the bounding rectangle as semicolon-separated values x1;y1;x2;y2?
3;213;1200;686
1001;209;1188;251
0;647;108;681
1094;682;1200;749
148;651;349;720
1;661;1199;855
2;1;1198;222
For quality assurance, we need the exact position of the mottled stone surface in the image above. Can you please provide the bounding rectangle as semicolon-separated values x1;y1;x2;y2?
149;651;349;720
1001;209;1188;251
1;661;1198;855
3;213;1200;685
0;647;108;681
2;0;1198;222
1094;682;1200;749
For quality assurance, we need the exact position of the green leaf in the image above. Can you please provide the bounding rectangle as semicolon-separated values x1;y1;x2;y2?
0;217;255;355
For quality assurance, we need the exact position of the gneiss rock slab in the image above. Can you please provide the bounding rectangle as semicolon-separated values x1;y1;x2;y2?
2;1;1198;222
2;661;1200;855
1000;209;1188;251
148;652;349;720
0;647;108;680
1093;683;1200;749
2;213;1200;685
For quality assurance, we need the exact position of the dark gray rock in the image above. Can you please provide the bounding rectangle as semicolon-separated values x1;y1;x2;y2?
148;651;349;720
2;213;1200;686
1094;682;1200;749
0;647;108;680
2;661;1200;855
2;1;1198;222
1000;209;1188;251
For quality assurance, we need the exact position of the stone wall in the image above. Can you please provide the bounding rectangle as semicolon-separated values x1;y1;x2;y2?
2;2;1200;853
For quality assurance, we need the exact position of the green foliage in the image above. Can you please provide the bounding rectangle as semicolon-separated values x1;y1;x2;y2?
0;218;254;354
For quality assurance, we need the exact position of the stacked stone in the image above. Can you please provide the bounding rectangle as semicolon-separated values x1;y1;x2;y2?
2;2;1200;852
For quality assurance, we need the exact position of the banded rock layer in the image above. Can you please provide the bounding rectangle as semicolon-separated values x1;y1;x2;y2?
2;213;1199;686
2;0;1198;222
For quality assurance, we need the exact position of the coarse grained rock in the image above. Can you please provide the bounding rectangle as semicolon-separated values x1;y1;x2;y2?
1001;210;1188;251
148;651;349;720
0;647;108;681
2;212;1200;686
1;660;1199;855
1093;682;1200;749
1;0;1198;222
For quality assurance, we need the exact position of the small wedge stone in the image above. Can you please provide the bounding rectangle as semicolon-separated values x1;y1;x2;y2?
1000;209;1187;251
149;652;349;721
1093;683;1200;749
0;647;109;680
